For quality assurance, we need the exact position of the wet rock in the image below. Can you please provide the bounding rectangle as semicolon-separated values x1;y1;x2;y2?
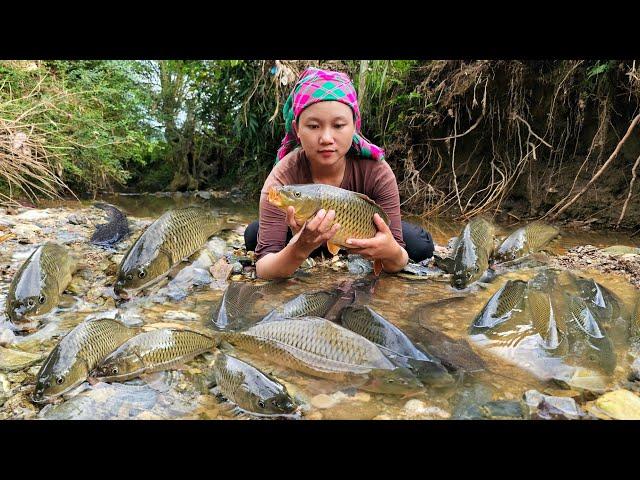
68;214;87;225
7;372;26;384
56;230;85;244
14;224;42;243
231;262;243;274
588;389;640;420
348;254;373;275
205;238;228;260
0;346;43;372
311;392;347;409
163;310;201;322
373;414;393;420
15;209;51;222
524;390;583;419
0;325;16;346
195;190;212;200
118;308;145;327
192;250;215;270
403;399;451;419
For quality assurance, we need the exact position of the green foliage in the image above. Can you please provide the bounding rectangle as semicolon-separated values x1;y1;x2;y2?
0;61;156;197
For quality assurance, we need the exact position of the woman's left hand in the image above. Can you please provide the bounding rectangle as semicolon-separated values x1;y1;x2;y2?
345;213;403;264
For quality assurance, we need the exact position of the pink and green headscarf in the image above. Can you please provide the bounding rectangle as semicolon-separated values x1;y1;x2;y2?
276;67;385;162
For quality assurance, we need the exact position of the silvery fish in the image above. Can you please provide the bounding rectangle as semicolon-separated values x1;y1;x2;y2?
469;280;528;333
114;207;230;295
268;184;390;275
93;328;217;382
211;352;298;418
214;317;423;395
562;293;617;375
261;290;338;323
495;222;559;262
340;305;454;386
33;319;138;403
451;217;495;289
6;242;76;329
212;281;281;330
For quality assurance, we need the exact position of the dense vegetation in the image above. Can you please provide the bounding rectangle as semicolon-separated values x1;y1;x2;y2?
1;60;639;227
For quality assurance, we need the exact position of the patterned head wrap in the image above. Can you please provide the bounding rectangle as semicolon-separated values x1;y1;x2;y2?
275;67;385;162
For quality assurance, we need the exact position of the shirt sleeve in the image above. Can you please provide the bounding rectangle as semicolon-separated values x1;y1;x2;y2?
370;160;405;248
255;187;289;260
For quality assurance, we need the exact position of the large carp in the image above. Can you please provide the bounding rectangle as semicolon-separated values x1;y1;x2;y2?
268;184;390;275
340;304;454;386
211;352;298;418
451;217;495;289
6;242;76;330
213;316;423;395
33;318;138;403
114;207;229;295
93;328;217;382
494;222;559;262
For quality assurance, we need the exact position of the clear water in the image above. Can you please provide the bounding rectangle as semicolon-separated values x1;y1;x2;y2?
0;194;638;420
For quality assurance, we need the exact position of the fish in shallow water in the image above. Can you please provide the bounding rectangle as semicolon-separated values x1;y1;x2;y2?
6;242;76;329
562;293;617;375
494;222;559;262
90;203;130;247
268;184;390;275
33;318;138;404
93;328;217;382
470;280;528;333
211;352;298;417
451;217;495;289
600;245;640;256
261;290;338;323
340;305;454;386
213;316;423;395
573;277;629;342
212;281;282;330
114;207;230;295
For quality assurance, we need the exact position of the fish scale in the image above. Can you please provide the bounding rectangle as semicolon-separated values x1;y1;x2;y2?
217;317;395;380
268;184;389;249
7;242;75;325
116;207;228;292
33;319;138;402
496;222;559;261
95;328;217;381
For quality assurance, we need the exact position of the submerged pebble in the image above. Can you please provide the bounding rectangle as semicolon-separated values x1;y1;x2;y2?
403;399;450;419
0;346;43;372
590;389;640;420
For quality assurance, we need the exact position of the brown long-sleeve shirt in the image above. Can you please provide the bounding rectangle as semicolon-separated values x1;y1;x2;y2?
255;148;404;260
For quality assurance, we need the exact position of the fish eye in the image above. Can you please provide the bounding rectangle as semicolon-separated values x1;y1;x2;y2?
27;299;35;307
126;274;133;281
38;294;46;304
138;270;146;279
111;367;119;375
258;400;265;408
55;375;65;385
294;191;301;198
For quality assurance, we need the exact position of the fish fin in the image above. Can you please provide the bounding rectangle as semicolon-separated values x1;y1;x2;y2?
373;259;383;276
326;241;341;256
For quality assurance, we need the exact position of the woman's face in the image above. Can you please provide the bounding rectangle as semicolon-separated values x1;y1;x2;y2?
295;101;355;168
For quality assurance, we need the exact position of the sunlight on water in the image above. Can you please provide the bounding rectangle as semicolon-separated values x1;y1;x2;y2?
1;195;638;420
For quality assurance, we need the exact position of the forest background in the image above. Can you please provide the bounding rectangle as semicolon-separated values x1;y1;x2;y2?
1;59;639;228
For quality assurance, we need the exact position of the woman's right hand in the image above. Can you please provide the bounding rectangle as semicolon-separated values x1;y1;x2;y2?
288;208;340;256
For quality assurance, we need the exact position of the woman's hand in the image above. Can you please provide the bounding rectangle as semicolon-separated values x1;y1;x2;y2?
289;208;341;257
286;206;304;236
345;213;408;272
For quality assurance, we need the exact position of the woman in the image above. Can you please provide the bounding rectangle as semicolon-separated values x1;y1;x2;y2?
245;67;434;280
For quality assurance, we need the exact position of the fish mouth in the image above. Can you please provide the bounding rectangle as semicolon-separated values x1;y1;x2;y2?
268;186;283;207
